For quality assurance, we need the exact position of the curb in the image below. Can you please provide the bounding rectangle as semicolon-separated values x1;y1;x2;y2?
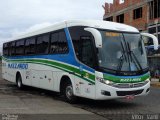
151;82;160;88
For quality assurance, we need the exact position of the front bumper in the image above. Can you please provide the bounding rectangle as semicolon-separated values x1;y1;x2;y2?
95;80;150;100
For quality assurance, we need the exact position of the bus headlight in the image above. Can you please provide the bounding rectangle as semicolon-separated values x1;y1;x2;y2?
105;80;111;84
105;80;114;85
96;77;113;85
96;77;105;84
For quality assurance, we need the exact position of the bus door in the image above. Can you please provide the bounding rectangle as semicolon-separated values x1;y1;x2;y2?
77;36;96;99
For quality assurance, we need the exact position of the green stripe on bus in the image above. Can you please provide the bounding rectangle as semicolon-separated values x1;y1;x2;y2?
26;61;95;84
3;57;149;83
2;57;95;84
103;72;150;83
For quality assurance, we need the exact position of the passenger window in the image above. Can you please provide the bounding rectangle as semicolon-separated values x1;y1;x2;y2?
9;42;16;56
37;33;49;54
15;40;25;55
50;32;59;54
25;37;36;55
50;30;68;54
59;31;69;53
69;26;96;68
3;43;9;56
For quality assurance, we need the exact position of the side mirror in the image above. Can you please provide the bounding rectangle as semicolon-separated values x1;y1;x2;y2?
141;33;159;50
84;28;102;48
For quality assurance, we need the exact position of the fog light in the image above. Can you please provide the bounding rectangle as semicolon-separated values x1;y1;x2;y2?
146;88;150;93
101;90;111;96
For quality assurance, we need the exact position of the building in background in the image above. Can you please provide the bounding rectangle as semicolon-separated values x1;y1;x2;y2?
103;0;160;78
103;0;160;44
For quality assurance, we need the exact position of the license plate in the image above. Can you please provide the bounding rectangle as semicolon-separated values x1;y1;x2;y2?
125;95;135;100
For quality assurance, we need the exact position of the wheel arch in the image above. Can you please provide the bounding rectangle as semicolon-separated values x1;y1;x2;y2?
59;74;74;94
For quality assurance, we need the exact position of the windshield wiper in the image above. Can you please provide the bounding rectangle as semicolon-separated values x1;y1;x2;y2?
120;41;127;62
117;55;124;71
127;42;143;71
117;41;127;71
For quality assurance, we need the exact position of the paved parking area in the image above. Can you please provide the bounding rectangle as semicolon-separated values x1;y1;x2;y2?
0;68;106;120
74;87;160;118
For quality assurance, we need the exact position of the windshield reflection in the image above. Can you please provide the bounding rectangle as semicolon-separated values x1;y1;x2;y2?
98;30;148;75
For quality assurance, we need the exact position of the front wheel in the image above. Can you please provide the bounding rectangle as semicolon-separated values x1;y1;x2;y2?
64;83;77;103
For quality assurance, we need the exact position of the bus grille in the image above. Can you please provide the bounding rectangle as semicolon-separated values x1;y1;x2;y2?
112;81;148;88
116;89;144;96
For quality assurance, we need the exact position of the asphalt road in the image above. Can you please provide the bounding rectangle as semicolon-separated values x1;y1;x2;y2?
0;67;106;120
73;87;160;120
0;67;160;120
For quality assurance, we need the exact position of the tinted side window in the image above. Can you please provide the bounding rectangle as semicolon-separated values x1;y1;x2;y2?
37;33;49;54
58;31;68;53
50;32;59;54
69;26;96;68
81;37;95;68
9;42;16;56
15;40;25;55
3;43;9;56
25;37;36;55
50;30;68;54
158;25;160;32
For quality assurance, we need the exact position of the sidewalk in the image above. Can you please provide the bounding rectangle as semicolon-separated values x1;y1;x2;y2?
150;78;160;88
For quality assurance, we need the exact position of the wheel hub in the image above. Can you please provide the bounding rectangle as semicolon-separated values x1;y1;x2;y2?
17;79;21;88
66;86;73;100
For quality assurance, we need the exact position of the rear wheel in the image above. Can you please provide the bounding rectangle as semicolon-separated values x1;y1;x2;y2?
63;81;77;103
16;74;23;89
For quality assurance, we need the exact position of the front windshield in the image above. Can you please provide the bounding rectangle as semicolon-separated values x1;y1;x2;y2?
98;30;148;75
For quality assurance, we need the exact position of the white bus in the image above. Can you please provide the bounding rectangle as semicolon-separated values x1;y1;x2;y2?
2;20;158;103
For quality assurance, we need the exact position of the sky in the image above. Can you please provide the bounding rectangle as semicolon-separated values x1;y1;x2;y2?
0;0;113;51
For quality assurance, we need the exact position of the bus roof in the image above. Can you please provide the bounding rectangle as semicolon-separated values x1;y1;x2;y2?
7;20;139;42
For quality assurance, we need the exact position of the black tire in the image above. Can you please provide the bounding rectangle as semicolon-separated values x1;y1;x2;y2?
63;82;77;104
16;74;23;89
